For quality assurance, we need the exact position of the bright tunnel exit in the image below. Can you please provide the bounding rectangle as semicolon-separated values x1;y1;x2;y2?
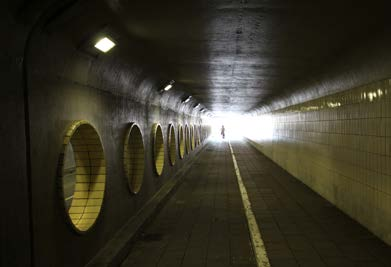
204;112;274;141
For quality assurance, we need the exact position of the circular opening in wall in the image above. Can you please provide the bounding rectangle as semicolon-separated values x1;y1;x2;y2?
124;123;145;194
185;125;190;154
152;124;165;176
168;124;176;166
194;126;199;147
191;125;195;150
199;125;202;144
178;125;185;159
198;129;201;146
59;121;106;233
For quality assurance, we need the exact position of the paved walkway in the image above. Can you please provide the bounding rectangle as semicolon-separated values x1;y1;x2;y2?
122;141;391;267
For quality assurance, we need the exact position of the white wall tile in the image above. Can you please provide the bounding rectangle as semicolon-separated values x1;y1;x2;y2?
248;78;391;245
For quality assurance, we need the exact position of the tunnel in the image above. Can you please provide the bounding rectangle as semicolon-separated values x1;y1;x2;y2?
2;1;391;266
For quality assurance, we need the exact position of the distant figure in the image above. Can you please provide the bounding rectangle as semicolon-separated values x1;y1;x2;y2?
221;125;225;139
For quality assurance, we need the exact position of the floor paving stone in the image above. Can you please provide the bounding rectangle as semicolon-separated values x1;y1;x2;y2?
121;141;391;266
231;141;391;267
121;142;256;267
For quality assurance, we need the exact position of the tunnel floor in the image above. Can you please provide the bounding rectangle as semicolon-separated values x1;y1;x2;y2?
121;141;391;267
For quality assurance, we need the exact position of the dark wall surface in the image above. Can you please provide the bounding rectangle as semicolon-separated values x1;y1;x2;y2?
1;1;38;266
2;1;204;266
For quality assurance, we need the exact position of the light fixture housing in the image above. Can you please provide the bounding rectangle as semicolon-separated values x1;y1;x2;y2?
94;37;116;53
163;80;175;91
164;84;172;91
182;96;192;103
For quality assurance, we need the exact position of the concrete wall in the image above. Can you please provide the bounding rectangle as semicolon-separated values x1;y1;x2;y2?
1;1;38;266
27;81;203;267
248;78;391;245
1;1;207;266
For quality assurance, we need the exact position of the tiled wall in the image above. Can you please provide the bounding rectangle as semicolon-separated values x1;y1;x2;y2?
248;78;391;245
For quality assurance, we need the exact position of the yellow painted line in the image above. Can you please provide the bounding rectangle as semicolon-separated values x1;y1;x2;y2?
228;141;271;267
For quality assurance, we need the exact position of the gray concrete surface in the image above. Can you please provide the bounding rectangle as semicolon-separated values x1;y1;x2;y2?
122;141;391;267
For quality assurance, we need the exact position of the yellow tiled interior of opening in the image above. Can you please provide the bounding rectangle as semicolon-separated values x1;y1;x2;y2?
197;126;201;146
185;125;190;154
248;78;391;245
179;126;185;159
61;122;106;232
191;125;195;150
168;125;176;165
153;124;165;176
124;124;145;194
194;126;199;147
188;126;192;151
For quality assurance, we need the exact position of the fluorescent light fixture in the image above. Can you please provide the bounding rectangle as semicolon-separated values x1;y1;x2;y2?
94;37;116;53
164;84;173;91
161;80;175;92
182;96;192;103
194;103;200;109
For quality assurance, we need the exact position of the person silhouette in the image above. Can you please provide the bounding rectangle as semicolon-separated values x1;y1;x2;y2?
221;125;225;139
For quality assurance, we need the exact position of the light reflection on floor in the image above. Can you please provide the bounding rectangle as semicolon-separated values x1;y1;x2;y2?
208;132;244;142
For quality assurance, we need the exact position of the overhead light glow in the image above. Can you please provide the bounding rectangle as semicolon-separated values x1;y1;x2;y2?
183;96;192;103
194;103;200;109
94;37;116;53
205;113;274;141
163;80;175;91
164;84;173;91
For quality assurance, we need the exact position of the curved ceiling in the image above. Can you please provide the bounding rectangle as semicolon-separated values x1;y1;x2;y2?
106;0;390;113
35;0;391;114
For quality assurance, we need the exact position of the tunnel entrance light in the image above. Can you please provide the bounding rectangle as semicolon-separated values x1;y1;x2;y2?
204;113;274;141
94;37;116;53
163;80;175;91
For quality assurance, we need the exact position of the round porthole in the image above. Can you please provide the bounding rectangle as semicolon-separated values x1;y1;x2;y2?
168;124;176;166
59;121;106;233
185;125;190;154
194;126;199;147
123;123;145;194
198;125;203;144
152;124;165;176
190;125;195;150
178;125;185;159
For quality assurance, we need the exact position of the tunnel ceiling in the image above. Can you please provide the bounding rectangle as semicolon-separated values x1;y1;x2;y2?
72;0;389;113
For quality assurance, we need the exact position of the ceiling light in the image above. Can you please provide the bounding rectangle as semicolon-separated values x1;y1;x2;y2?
163;80;175;91
182;96;192;103
194;103;200;109
94;37;116;53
